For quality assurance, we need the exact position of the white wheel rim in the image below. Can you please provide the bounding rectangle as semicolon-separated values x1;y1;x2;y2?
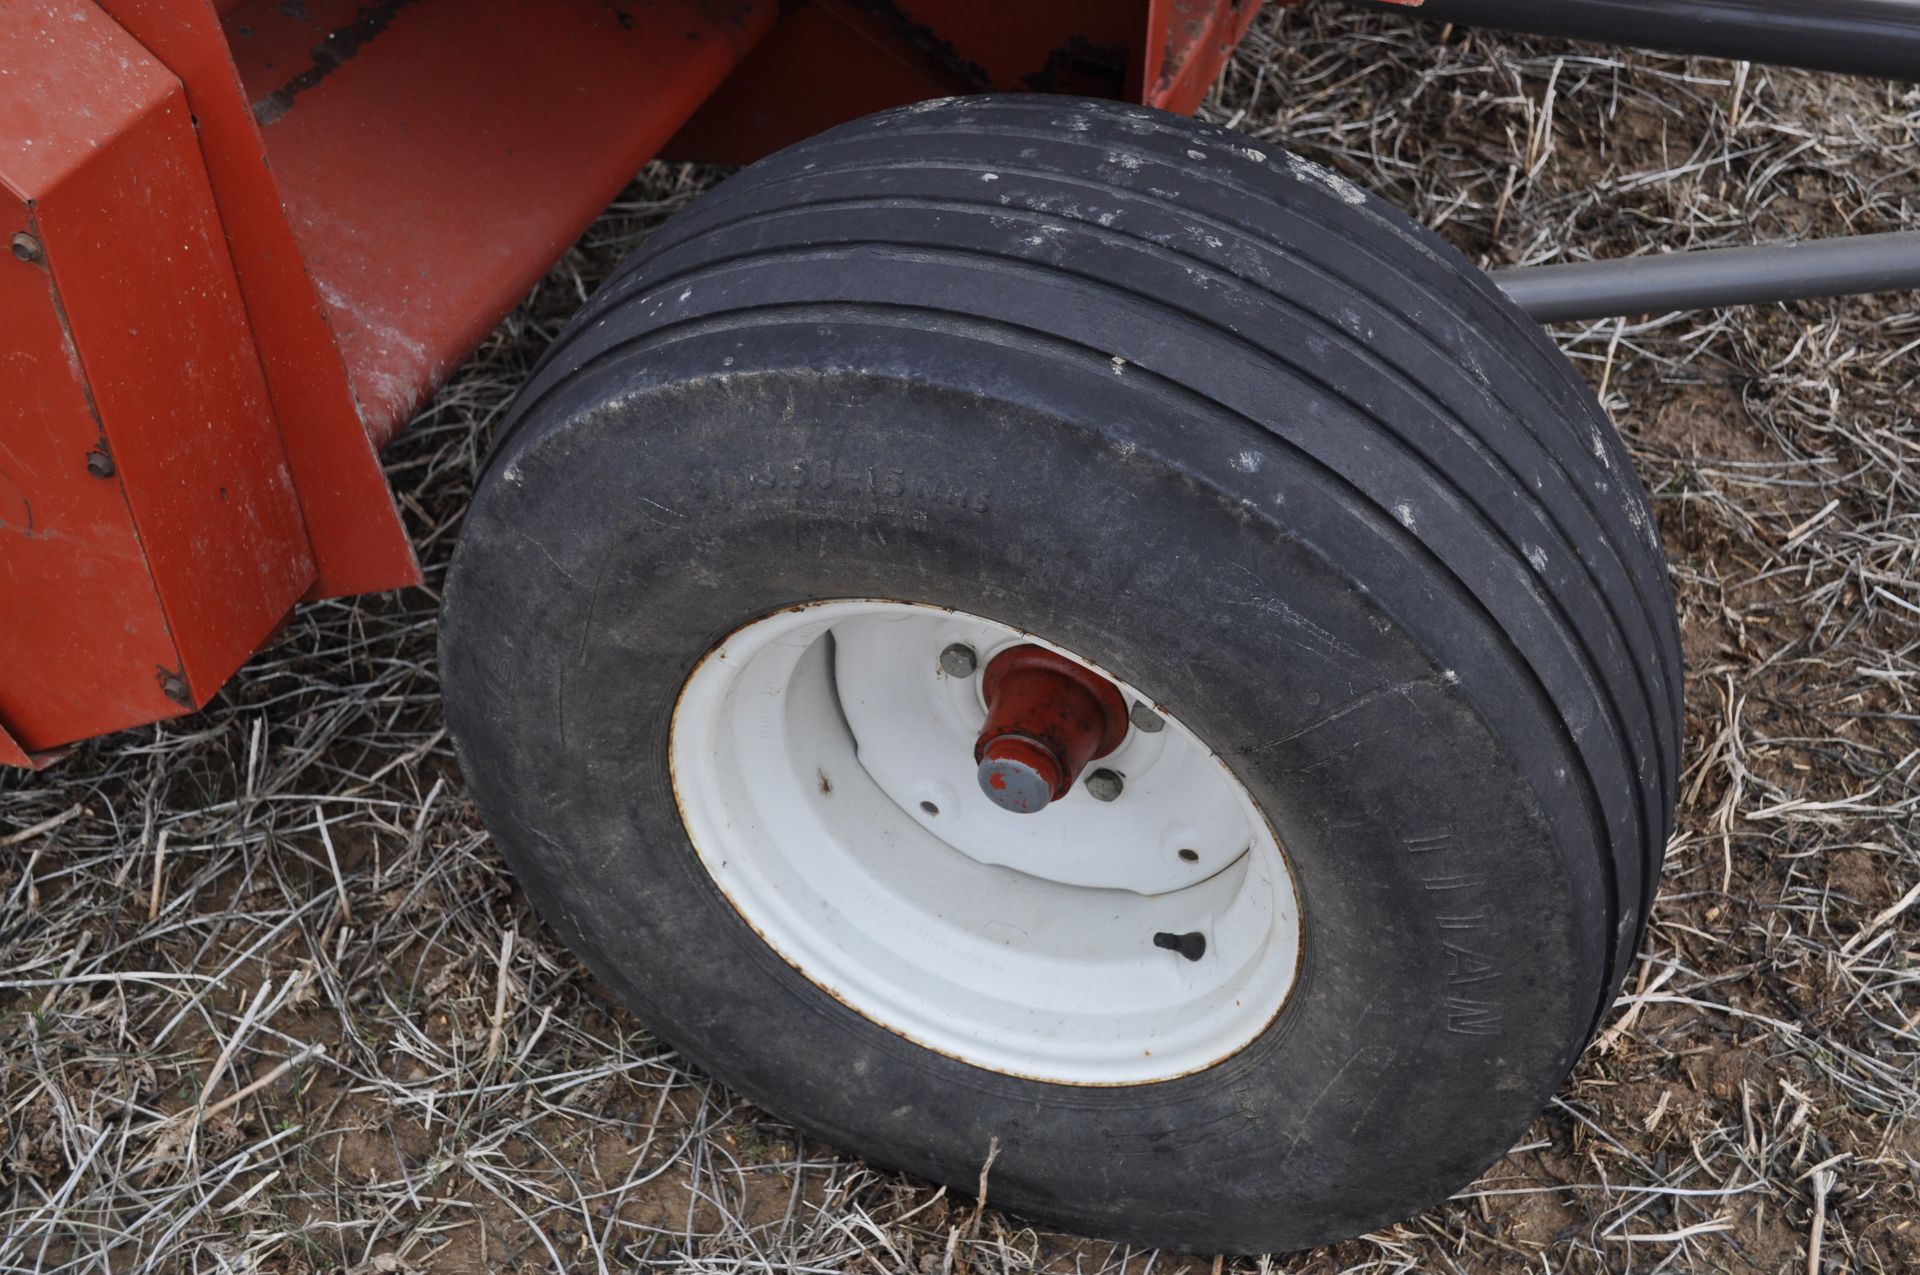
669;600;1301;1085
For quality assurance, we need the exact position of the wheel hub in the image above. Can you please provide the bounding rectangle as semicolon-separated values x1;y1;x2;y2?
974;645;1130;813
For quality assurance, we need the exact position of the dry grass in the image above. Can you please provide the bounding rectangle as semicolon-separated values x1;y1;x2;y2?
4;6;1918;1272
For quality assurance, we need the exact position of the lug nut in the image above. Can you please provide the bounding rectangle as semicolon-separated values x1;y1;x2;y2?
1129;702;1165;733
10;232;41;264
1084;768;1123;802
85;449;115;479
939;643;978;677
156;669;191;706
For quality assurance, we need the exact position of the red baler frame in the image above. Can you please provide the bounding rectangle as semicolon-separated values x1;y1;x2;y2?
1;0;1262;766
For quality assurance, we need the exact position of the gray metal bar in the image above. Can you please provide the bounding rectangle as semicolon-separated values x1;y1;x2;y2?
1347;0;1920;82
1490;231;1920;322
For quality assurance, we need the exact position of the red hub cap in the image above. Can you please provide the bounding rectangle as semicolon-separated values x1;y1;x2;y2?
974;646;1130;814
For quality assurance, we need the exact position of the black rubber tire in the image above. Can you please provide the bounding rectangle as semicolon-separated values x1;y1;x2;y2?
441;96;1681;1253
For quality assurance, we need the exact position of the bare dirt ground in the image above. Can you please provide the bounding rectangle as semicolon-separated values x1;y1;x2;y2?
3;6;1918;1272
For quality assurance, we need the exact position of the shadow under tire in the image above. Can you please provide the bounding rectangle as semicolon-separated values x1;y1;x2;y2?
440;96;1680;1253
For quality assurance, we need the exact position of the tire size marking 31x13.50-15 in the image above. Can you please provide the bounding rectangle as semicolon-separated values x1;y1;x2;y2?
688;456;991;515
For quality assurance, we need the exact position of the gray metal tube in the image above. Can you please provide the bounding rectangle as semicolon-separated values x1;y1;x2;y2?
1347;0;1920;82
1491;231;1920;322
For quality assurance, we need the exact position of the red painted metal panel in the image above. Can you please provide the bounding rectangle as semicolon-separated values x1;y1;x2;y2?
861;0;1148;95
0;721;34;770
1;198;184;753
223;0;781;446
3;9;186;754
665;0;974;165
667;0;1154;167
2;1;314;751
1144;0;1266;115
96;0;421;599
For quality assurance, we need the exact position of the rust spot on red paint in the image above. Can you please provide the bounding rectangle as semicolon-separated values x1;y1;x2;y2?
251;0;424;125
